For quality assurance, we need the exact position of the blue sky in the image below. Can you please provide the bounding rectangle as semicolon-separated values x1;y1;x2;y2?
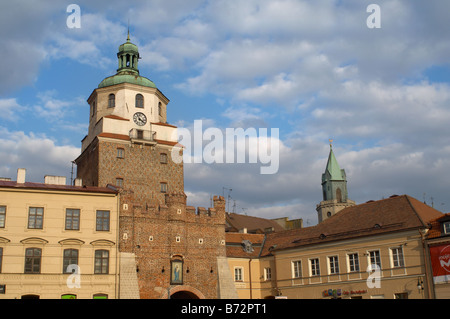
1;0;450;225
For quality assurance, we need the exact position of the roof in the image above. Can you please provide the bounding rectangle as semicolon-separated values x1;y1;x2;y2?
324;147;344;180
0;180;117;194
98;72;156;89
226;213;285;233
427;213;450;240
225;233;266;258
260;195;443;256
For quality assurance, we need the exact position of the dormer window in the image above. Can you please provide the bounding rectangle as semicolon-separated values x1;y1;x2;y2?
108;94;115;108
135;94;144;108
444;221;450;235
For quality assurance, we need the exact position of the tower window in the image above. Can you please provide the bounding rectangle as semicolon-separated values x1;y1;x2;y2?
160;153;168;164
135;94;144;108
160;182;167;193
108;94;115;108
116;178;123;188
117;148;124;159
158;102;162;116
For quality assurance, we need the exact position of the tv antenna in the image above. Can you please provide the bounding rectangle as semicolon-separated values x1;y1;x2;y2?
222;187;232;212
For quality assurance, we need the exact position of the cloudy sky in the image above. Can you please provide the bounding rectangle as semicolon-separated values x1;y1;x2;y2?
1;0;449;225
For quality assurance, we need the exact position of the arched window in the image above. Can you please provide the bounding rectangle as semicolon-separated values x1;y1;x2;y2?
336;188;342;203
108;94;115;108
135;94;144;108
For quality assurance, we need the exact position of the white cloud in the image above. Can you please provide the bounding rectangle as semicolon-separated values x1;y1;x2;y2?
0;128;79;183
33;90;78;121
0;98;26;121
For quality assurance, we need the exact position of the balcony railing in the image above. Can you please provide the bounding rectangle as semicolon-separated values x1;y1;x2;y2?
129;128;156;144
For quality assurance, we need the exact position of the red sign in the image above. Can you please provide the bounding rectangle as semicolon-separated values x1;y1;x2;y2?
430;244;450;283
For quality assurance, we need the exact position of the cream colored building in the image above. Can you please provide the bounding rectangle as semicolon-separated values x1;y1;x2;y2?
226;195;443;299
0;169;119;299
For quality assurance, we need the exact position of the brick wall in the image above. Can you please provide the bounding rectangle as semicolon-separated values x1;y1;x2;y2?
77;137;227;298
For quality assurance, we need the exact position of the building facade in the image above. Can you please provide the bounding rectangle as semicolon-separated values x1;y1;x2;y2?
75;33;228;299
227;195;443;299
0;169;119;299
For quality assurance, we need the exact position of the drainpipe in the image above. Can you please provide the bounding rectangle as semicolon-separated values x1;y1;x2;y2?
115;192;121;299
419;228;434;299
249;258;252;299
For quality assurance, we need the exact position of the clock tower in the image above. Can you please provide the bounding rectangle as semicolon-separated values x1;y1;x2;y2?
74;33;228;299
75;31;183;202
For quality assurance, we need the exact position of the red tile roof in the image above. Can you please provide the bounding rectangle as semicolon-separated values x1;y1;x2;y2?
260;195;443;256
226;213;285;233
427;213;450;239
225;233;266;258
0;180;117;194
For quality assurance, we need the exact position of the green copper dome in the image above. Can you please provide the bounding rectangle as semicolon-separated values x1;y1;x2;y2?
98;32;156;89
98;73;156;89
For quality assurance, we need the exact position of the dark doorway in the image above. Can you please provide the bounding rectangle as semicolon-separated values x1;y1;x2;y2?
21;294;40;299
170;291;199;299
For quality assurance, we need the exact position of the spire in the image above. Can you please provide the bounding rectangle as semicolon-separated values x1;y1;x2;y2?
127;19;130;42
325;144;344;181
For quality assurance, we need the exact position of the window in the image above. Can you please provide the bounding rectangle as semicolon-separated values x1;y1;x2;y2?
65;209;80;230
292;260;302;278
394;292;408;299
158;102;162;116
96;210;110;231
444;222;450;235
117;148;124;159
264;267;272;281
94;250;109;274
108;94;115;108
25;248;42;274
91;101;96;117
234;267;243;282
328;256;339;274
135;94;144;108
28;207;44;229
0;206;5;228
391;247;405;268
0;247;3;273
348;253;360;272
93;294;108;299
116;178;123;188
160;153;168;164
368;250;381;270
160;182;167;193
310;258;320;277
63;249;79;273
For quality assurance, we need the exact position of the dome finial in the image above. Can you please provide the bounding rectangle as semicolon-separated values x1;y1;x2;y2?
127;19;130;42
329;139;333;149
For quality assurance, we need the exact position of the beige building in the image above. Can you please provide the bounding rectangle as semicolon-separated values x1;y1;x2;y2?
226;195;443;299
0;169;119;299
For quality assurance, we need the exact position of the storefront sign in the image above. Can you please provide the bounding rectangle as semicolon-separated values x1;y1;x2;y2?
430;244;450;283
323;288;367;297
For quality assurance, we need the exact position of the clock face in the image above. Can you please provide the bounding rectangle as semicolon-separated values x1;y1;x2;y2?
133;112;147;126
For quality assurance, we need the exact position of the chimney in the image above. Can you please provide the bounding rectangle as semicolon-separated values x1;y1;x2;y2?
17;168;26;184
44;175;67;185
74;178;83;187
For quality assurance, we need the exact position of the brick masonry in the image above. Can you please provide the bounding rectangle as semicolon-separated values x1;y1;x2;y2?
76;137;227;299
